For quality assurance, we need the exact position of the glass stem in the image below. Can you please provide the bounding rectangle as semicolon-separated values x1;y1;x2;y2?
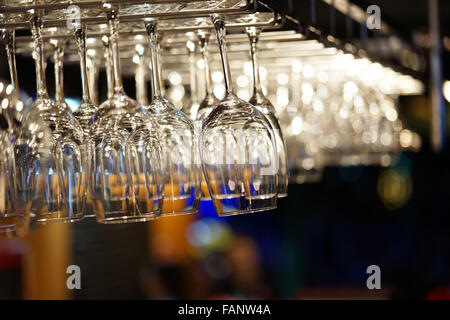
197;31;213;97
157;39;166;98
106;8;124;95
187;41;198;104
102;38;114;99
211;14;233;95
135;52;148;105
145;19;163;100
3;29;19;93
75;25;91;104
30;14;48;98
52;41;65;103
289;67;302;113
247;27;262;95
87;53;99;105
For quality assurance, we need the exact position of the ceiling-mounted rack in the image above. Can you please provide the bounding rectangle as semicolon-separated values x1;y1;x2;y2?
0;0;257;29
11;11;282;43
0;0;426;86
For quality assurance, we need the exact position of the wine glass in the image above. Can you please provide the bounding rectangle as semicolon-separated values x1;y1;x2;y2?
246;27;288;198
0;125;18;238
196;30;219;201
201;15;278;216
0;86;31;238
0;30;31;237
72;25;98;218
144;18;201;216
90;4;162;223
18;13;86;224
280;65;324;183
0;29;25;142
73;25;98;134
285;123;324;184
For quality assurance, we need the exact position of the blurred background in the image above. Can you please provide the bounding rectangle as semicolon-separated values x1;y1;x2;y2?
1;0;450;300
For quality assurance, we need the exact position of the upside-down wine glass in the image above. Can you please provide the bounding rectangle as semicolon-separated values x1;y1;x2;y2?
1;29;24;141
145;18;201;216
288;64;324;183
90;4;162;223
73;25;98;135
0;120;17;238
246;27;288;197
72;25;98;218
0;29;29;237
0;88;30;238
19;13;86;223
201;15;278;216
196;29;219;201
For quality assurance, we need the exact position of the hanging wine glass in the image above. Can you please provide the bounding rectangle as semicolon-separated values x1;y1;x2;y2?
375;94;403;161
281;64;324;183
18;13;86;224
129;42;164;217
196;30;219;201
0;29;25;142
246;27;288;198
0;30;30;237
0;86;31;238
201;15;278;216
286;122;324;184
90;4;162;223
49;37;70;112
72;25;98;218
73;25;98;133
144;18;201;216
0;123;18;238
